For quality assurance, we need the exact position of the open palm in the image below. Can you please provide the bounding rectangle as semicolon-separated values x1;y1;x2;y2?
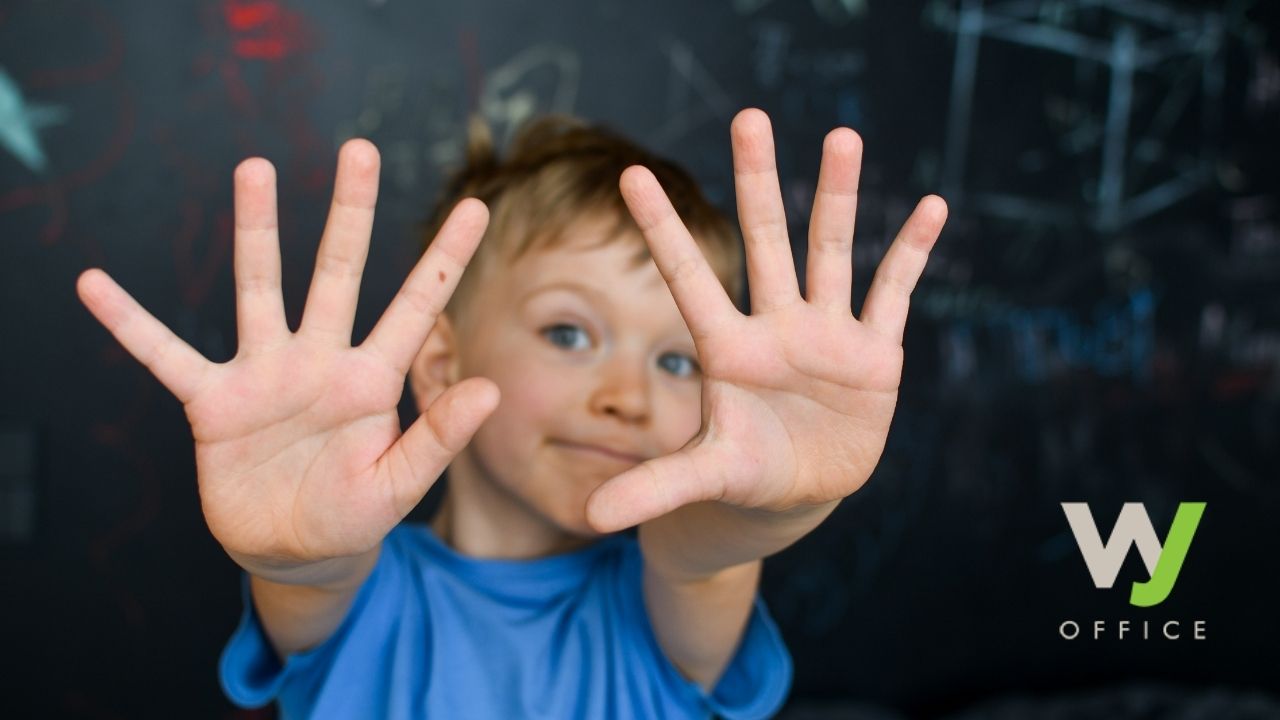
586;109;947;532
76;140;498;579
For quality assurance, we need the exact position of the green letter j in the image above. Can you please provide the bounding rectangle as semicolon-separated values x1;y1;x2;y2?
1130;502;1206;607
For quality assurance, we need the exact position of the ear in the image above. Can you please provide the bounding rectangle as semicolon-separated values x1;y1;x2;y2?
409;312;462;415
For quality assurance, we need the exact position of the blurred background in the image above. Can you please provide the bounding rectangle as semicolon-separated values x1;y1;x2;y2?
2;0;1278;717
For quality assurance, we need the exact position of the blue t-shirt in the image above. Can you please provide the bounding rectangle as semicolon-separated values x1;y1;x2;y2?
219;522;793;719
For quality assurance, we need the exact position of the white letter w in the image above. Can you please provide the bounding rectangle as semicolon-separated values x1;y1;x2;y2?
1060;503;1162;588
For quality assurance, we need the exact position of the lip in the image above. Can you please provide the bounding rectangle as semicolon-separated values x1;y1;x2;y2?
550;439;646;465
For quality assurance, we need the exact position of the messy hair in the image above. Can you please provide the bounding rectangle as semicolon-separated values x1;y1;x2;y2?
417;114;743;325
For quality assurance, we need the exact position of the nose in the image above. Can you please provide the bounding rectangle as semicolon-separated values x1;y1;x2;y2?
588;352;650;424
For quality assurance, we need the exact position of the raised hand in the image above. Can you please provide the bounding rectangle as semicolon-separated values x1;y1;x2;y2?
76;140;498;581
586;109;948;533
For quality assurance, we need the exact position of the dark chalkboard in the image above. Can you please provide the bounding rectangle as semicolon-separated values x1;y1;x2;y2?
2;0;1277;717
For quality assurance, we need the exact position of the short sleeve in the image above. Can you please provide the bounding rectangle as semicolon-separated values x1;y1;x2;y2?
217;545;394;710
701;595;793;719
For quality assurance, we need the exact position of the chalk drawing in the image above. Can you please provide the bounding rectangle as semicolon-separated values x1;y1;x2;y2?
0;67;69;175
933;0;1227;232
479;44;580;148
733;0;867;25
652;40;735;146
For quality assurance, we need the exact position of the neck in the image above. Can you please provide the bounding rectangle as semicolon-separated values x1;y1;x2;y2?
428;448;595;560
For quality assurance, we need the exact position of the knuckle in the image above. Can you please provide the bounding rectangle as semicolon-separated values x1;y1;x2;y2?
315;251;363;280
398;283;440;317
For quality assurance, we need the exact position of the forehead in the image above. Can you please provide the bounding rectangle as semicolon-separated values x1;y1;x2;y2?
504;214;666;299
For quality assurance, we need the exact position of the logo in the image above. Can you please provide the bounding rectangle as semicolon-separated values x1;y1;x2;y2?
1060;502;1205;607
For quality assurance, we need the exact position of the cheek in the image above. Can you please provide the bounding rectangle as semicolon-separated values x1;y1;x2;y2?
479;359;579;442
656;386;703;453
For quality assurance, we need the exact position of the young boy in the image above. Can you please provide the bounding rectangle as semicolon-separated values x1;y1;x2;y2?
74;108;947;718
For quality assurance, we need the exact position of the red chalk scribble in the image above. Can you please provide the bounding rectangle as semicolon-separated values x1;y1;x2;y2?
0;1;134;247
219;54;258;120
24;1;125;88
0;91;135;245
221;0;314;61
225;0;280;31
236;37;287;61
87;373;163;631
172;199;232;308
1214;369;1270;398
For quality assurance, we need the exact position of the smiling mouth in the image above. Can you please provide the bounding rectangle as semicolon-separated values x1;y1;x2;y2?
550;440;645;465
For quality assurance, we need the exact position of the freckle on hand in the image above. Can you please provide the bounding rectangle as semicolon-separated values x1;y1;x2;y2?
438;271;446;282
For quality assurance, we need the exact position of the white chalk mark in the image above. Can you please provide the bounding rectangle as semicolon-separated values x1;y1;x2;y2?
652;40;734;146
480;45;580;148
0;67;69;175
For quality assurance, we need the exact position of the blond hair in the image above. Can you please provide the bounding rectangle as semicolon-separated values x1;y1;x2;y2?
417;115;743;325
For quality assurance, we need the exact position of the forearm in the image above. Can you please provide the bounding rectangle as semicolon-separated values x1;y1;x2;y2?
638;498;839;581
636;499;834;688
643;556;761;691
244;543;381;661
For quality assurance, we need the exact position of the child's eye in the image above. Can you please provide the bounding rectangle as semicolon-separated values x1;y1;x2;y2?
658;352;700;378
541;323;592;351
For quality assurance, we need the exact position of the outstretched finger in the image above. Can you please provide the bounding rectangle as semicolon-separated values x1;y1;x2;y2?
76;269;215;405
619;165;739;342
805;127;862;312
299;138;380;344
232;157;288;353
363;198;489;374
376;376;500;518
585;446;726;533
860;195;948;345
731;108;800;313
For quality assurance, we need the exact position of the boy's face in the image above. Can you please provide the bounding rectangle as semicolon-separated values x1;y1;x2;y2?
429;213;706;537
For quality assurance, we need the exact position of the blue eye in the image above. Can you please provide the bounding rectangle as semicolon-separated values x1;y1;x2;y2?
542;323;591;351
658;352;700;378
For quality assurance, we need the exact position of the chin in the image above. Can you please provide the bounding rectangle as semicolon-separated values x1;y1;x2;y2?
553;499;614;539
562;513;609;539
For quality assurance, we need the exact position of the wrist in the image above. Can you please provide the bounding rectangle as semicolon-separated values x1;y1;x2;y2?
638;498;841;580
642;545;761;587
228;543;381;591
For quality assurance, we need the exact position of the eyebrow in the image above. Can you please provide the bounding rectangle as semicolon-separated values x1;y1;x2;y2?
518;273;665;306
518;281;609;306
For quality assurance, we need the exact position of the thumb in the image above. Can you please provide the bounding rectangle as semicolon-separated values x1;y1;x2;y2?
380;376;500;517
585;446;725;533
